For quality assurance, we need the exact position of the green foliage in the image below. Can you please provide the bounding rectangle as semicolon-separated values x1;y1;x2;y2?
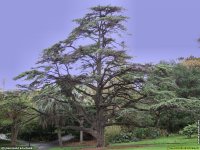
151;98;200;115
133;128;160;139
179;124;197;138
150;98;200;132
0;91;37;146
144;62;200;133
117;108;154;127
0;91;34;128
107;127;160;144
105;126;122;144
144;63;177;100
111;132;139;143
174;64;200;98
15;5;148;147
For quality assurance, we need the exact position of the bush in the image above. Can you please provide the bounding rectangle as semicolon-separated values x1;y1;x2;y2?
179;124;197;138
105;125;121;144
134;127;160;139
111;132;140;143
106;127;160;144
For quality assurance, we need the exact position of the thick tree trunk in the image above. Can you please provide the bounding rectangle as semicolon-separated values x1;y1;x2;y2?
11;122;19;147
96;125;105;147
57;127;63;147
96;109;105;147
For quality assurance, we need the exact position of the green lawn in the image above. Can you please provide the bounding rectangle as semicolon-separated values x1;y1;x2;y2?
50;135;200;150
111;135;199;150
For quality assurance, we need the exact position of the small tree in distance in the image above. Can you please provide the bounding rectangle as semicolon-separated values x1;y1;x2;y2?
0;91;34;146
15;5;147;147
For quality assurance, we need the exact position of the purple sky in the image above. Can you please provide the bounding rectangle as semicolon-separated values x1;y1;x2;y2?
0;0;200;90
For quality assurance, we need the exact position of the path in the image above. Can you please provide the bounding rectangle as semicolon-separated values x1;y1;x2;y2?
29;135;74;150
0;133;74;150
0;134;9;140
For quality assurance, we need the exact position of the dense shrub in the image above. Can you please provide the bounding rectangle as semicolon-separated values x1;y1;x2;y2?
19;121;58;141
111;132;140;143
179;124;197;138
106;127;160;144
105;125;121;144
134;127;160;139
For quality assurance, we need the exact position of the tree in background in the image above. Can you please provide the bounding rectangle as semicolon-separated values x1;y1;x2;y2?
0;92;5;131
144;62;200;132
0;91;36;146
175;59;200;98
181;56;200;68
15;5;147;147
33;86;72;147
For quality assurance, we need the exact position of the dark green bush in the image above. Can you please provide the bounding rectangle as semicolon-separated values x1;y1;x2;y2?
179;124;197;138
105;125;122;144
111;132;140;143
107;127;160;144
134;128;160;139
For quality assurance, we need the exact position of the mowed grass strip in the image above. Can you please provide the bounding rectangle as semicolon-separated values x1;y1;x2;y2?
50;135;200;150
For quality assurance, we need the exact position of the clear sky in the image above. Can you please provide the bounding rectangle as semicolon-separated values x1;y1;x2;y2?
0;0;200;90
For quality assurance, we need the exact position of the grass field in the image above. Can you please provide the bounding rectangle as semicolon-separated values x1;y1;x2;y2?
50;135;200;150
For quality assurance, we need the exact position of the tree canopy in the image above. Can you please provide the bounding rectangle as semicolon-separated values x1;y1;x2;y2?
15;5;148;147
